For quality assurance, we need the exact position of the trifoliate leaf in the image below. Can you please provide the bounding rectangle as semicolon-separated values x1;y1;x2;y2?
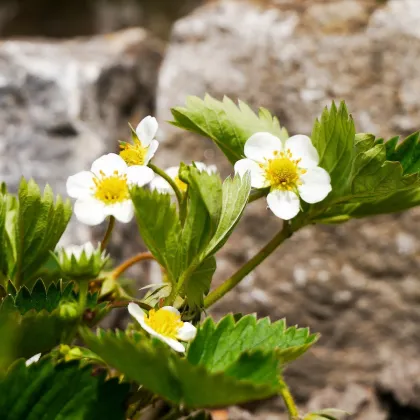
187;314;319;371
171;95;288;164
0;359;129;419
10;179;72;286
81;329;280;408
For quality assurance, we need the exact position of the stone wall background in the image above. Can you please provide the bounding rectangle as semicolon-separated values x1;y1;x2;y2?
1;1;420;419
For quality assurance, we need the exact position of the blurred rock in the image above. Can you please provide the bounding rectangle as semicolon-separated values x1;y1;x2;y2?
156;0;420;418
0;28;163;246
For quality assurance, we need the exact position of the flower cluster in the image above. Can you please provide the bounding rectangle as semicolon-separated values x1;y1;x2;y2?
65;115;331;353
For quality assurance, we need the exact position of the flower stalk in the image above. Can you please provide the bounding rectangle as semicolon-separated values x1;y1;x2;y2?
204;222;292;308
149;163;183;209
100;216;115;251
279;379;299;420
112;252;155;279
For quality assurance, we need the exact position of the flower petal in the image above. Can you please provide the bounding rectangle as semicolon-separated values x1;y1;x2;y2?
128;303;146;322
144;140;159;165
285;135;319;168
160;336;186;353
177;322;197;342
66;171;95;199
25;353;41;366
165;166;180;179
266;190;300;220
244;132;283;162
160;306;181;316
105;200;134;223
91;153;128;177
150;176;173;194
298;167;332;204
136;116;158;147
126;166;155;187
234;159;269;189
74;197;107;226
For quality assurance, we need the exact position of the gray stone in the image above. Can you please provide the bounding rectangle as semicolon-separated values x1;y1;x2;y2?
0;28;163;245
156;0;420;418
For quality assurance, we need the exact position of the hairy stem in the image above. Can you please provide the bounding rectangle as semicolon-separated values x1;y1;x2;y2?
279;379;299;420
149;163;183;209
204;222;292;308
112;252;154;279
100;216;115;251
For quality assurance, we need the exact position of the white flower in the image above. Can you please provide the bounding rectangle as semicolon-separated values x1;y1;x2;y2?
25;353;41;366
66;153;154;226
128;303;197;353
150;162;218;195
234;133;332;220
119;116;159;166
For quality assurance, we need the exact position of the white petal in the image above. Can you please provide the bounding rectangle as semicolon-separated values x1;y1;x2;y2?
66;171;95;199
160;306;180;316
160;336;186;353
234;159;269;189
244;132;283;162
144;140;159;165
165;166;180;179
105;200;134;223
74;197;107;226
25;353;41;366
91;153;127;177
126;166;155;187
285;135;319;168
205;164;218;174
177;322;197;342
136;116;158;147
194;162;207;172
266;190;300;220
150;176;173;194
298;167;332;204
128;303;146;322
82;242;95;257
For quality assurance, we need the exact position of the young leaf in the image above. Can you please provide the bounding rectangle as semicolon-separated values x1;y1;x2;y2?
187;314;319;371
184;256;216;309
171;95;288;164
0;359;129;419
12;179;72;286
311;102;355;200
81;329;280;408
130;188;183;283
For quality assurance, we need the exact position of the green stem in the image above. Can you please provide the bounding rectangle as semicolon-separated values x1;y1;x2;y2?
100;216;115;251
204;222;292;308
279;379;299;420
248;187;269;204
149;163;183;209
78;280;89;312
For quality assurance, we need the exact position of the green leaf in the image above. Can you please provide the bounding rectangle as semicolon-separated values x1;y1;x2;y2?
184;256;216;309
12;179;72;286
81;329;280;408
311;102;355;200
0;359;129;419
204;174;251;256
0;280;79;367
171;95;288;164
304;408;350;420
187;314;319;371
130;188;182;283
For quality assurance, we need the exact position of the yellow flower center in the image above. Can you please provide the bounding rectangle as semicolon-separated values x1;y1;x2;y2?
93;170;130;204
264;150;306;190
174;176;187;192
144;308;183;339
119;142;147;166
